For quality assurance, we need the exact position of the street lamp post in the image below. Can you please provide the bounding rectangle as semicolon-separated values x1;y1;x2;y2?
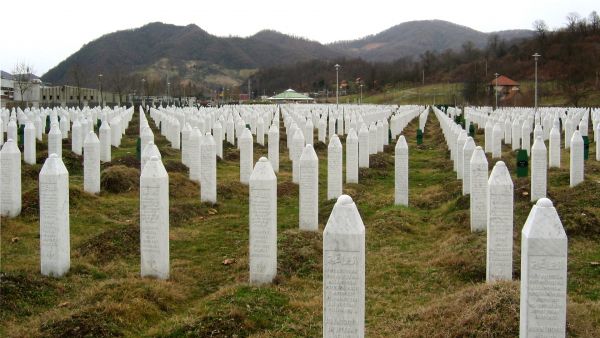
532;53;541;111
141;78;146;109
98;74;103;108
334;64;341;108
494;72;499;111
167;82;171;106
360;83;364;105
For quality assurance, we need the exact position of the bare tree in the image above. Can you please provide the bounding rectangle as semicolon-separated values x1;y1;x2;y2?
69;62;86;107
109;66;129;105
566;12;581;32
12;62;36;106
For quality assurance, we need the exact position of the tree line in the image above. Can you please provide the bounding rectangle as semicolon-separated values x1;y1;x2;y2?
250;11;600;106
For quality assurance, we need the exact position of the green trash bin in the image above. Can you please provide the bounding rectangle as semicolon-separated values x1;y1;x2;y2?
583;136;589;161
18;124;25;150
516;149;528;177
469;123;475;138
417;129;423;145
136;138;141;161
45;115;51;133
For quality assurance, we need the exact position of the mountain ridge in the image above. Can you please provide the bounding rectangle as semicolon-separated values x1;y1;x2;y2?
41;20;532;89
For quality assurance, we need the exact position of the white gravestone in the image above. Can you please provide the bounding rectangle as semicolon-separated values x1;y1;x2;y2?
299;144;319;231
181;123;191;166
570;130;584;187
346;129;359;184
323;195;365;338
292;129;305;184
531;136;547;201
522;123;531;156
456;130;467;178
39;154;70;277
83;131;101;194
470;146;488;232
0;139;22;217
200;133;217;204
141;141;161;172
249;157;277;284
462;137;475;195
214;121;223;159
48;122;62;158
486;161;513;282
395;135;408;206
492;123;503;158
240;128;254;185
188;128;201;182
327;135;343;200
71;120;82;155
549;126;560;168
268;124;279;173
358;125;369;168
140;156;170;280
24;121;36;165
256;118;265;146
520;198;567;338
368;123;377;154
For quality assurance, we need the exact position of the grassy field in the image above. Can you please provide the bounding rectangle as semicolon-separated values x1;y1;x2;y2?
1;108;600;337
335;81;600;107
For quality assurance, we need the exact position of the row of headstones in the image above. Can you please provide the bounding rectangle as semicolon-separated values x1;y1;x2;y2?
466;106;598;158
435;107;568;337
444;106;588;199
0;107;133;218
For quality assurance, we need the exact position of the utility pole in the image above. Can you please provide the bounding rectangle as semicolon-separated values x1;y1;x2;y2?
533;53;541;111
335;64;341;108
494;72;499;111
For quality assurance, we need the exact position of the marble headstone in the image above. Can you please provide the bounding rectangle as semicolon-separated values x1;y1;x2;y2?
249;157;277;284
140;156;170;280
39;154;70;277
520;198;567;338
323;195;365;338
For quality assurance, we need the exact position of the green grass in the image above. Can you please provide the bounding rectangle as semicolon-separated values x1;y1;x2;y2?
1;108;599;337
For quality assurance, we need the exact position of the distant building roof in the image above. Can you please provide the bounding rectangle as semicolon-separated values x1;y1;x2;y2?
1;71;13;80
268;88;314;101
490;75;519;86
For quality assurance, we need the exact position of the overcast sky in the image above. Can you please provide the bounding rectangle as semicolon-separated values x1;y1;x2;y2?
1;0;597;75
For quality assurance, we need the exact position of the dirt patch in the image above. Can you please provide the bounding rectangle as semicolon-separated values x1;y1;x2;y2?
370;209;417;235
164;312;248;337
318;198;336;225
549;182;600;237
217;181;248;201
21;187;40;216
100;166;140;193
429;232;486;282
62;151;84;176
170;201;217;226
40;308;124;338
412;182;461;209
102;154;140;169
77;225;139;263
0;272;58;319
278;229;322;278
169;173;199;199
453;194;470;210
277;181;298;197
22;163;42;180
223;143;240;161
166;286;288;338
163;160;188;174
369;153;393;170
397;281;519;337
312;141;327;151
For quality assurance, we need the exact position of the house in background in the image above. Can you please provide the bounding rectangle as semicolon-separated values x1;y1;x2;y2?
489;75;520;104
